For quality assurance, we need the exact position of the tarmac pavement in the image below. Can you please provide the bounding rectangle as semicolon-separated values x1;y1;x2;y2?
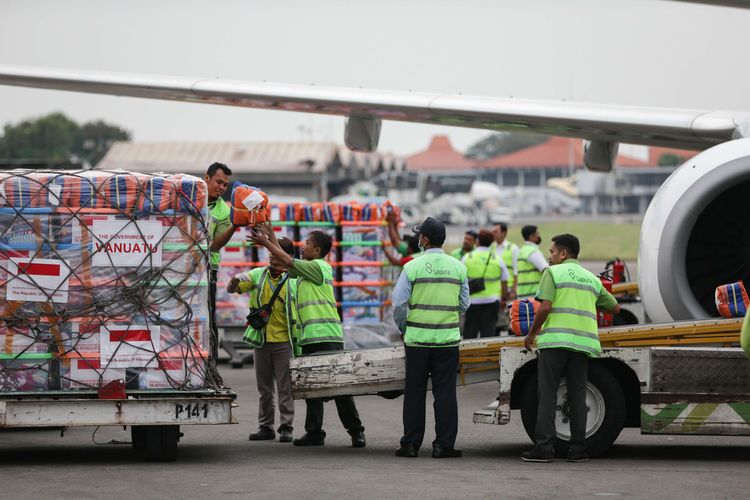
1;362;748;499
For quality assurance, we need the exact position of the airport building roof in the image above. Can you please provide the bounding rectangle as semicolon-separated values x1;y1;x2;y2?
406;135;476;171
98;141;404;174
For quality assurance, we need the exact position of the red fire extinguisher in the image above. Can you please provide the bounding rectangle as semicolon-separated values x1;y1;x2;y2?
612;259;625;285
598;276;613;327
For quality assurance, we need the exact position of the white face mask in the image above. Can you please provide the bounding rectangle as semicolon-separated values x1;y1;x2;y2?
418;237;425;253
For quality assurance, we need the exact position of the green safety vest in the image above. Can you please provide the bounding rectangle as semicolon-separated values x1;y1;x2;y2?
517;243;543;298
450;247;467;261
296;259;343;346
499;241;518;288
404;252;466;348
241;267;301;356
537;261;603;357
464;249;502;300
209;198;231;269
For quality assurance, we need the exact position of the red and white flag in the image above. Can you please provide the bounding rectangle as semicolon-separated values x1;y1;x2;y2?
100;324;161;368
7;258;70;303
68;357;125;389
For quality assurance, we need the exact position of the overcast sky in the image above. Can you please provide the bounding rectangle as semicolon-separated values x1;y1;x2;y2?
1;0;749;156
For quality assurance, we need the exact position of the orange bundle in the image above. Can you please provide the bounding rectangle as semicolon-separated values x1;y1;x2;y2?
341;203;362;222
171;174;207;215
715;282;750;318
321;202;341;223
382;200;401;220
138;175;176;215
273;203;298;222
230;184;270;226
2;172;51;208
509;298;541;336
360;202;382;222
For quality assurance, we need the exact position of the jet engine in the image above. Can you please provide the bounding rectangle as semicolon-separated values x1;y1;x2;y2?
639;138;750;322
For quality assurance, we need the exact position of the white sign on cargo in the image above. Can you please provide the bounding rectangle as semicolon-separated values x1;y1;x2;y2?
6;258;70;303
92;220;163;267
100;324;161;368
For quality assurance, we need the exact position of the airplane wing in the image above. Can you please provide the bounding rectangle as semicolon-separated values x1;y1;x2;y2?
0;65;747;152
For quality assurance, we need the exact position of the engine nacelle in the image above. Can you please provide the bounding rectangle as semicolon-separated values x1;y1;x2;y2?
639;138;750;322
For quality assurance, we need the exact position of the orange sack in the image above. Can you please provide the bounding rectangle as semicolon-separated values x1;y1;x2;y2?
230;185;270;226
509;298;541;336
715;281;750;318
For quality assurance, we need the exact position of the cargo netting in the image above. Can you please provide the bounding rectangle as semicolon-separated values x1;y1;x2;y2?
0;169;219;393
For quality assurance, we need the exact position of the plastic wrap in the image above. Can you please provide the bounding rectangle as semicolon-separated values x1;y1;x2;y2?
0;169;216;393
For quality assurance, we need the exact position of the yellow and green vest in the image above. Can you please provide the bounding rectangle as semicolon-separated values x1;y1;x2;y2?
403;252;466;348
465;249;502;300
296;259;343;346
517;243;543;299
208;197;231;269
240;267;300;356
499;241;518;287
537;261;602;357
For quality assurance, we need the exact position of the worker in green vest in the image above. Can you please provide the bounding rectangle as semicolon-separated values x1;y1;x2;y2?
205;162;238;363
522;234;620;463
392;217;470;459
450;229;478;261
462;229;508;339
517;225;548;299
250;224;366;449
228;237;299;443
492;222;519;298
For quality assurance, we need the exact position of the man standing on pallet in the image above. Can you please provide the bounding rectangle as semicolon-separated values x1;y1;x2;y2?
250;224;366;449
228;237;298;443
522;234;620;463
392;217;470;459
517;225;548;299
206;163;238;365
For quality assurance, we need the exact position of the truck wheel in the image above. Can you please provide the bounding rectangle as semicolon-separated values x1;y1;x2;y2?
143;425;180;462
131;425;147;450
520;363;626;458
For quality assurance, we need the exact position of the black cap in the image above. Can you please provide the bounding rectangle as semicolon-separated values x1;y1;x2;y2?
465;229;478;238
412;217;446;243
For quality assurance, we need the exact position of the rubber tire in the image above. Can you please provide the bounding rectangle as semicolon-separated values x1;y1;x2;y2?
143;425;180;462
131;425;148;450
519;363;626;458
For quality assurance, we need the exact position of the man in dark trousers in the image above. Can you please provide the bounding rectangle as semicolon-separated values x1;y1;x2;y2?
522;234;620;462
250;224;366;448
392;217;470;458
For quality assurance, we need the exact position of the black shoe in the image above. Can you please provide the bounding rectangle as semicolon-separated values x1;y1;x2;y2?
521;447;554;462
567;450;590;462
432;444;462;458
292;432;325;446
278;425;293;443
396;443;418;458
249;426;275;441
351;430;366;448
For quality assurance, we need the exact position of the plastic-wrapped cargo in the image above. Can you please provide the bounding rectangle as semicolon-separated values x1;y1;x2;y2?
0;169;217;393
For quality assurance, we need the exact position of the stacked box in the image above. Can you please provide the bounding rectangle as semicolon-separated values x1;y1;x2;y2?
0;169;215;393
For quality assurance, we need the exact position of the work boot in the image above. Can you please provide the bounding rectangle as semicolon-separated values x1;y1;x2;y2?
350;430;366;448
293;432;325;446
249;426;275;441
521;446;554;462
395;443;418;458
278;425;293;443
432;444;462;458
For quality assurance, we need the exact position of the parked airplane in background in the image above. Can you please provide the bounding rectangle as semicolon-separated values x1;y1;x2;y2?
0;62;748;324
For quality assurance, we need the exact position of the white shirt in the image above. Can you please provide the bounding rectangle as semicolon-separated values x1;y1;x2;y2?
462;246;509;304
523;241;549;272
496;240;519;276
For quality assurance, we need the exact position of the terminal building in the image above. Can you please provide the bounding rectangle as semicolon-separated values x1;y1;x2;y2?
98;141;405;201
400;135;697;215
